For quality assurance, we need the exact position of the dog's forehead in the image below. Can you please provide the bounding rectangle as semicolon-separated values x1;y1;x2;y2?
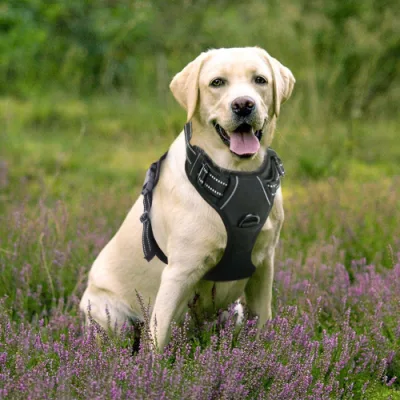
201;49;272;81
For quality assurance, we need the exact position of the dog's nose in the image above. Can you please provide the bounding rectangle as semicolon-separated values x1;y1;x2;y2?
231;96;256;117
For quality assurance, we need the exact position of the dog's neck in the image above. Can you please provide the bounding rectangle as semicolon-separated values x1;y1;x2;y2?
189;117;276;172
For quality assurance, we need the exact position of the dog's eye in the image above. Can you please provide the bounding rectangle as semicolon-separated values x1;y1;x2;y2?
254;76;268;85
210;78;225;87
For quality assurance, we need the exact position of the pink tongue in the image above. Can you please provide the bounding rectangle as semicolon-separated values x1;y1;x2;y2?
229;132;260;155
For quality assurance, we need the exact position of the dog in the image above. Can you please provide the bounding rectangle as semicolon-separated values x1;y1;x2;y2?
80;47;295;350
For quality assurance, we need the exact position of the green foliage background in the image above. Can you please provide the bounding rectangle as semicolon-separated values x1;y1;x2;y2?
1;0;399;114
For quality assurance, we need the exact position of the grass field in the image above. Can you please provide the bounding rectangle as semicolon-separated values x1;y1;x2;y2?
0;94;399;398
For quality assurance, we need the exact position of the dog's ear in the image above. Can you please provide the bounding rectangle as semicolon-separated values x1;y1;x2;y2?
256;48;295;118
170;51;211;122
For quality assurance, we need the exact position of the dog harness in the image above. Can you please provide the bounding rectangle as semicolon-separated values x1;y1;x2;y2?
140;122;285;282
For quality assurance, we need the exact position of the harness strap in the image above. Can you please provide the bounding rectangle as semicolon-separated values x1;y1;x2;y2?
184;122;230;200
184;122;284;201
140;152;168;264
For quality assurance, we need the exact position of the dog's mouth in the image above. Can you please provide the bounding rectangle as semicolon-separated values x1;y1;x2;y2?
213;122;263;158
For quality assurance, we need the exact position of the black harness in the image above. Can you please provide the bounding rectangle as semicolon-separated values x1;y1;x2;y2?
140;122;284;282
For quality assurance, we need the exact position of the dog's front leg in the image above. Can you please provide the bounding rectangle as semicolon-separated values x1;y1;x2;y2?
150;264;199;350
244;250;275;328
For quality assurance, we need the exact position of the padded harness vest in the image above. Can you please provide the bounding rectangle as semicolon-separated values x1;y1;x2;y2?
140;122;284;282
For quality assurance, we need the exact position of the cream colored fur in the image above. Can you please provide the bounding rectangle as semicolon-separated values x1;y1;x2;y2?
80;47;295;350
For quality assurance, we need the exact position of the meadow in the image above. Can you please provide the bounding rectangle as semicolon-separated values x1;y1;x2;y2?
1;0;400;398
0;92;399;399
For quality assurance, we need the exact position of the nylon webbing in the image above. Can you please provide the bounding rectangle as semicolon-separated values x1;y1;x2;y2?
184;122;230;200
140;152;168;264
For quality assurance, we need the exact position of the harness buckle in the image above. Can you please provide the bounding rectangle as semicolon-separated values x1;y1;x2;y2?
140;211;149;223
142;168;155;195
197;163;209;186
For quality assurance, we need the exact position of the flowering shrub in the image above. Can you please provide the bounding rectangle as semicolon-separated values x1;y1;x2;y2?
0;197;399;399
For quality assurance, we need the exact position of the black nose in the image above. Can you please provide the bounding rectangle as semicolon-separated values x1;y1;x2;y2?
231;96;256;117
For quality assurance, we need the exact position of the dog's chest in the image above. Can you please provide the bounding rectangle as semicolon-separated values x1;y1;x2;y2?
186;225;273;317
203;211;275;267
191;279;248;316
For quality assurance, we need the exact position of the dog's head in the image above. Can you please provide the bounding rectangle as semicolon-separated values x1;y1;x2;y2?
170;47;295;166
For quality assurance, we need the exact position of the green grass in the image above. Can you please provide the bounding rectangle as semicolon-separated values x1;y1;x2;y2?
1;93;399;266
2;93;399;190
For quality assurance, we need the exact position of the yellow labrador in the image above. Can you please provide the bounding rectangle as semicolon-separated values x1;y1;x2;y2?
80;47;295;349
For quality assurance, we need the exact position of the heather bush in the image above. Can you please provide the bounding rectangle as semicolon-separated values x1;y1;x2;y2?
0;191;399;399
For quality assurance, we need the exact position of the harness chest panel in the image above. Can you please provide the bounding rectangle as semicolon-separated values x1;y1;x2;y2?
140;122;284;282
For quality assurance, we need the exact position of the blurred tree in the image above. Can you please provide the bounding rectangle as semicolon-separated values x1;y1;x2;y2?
0;0;398;117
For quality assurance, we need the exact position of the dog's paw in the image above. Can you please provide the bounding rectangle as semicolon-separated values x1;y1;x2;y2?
233;300;245;325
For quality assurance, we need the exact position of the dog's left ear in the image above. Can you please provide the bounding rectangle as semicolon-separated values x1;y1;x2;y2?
256;48;295;118
170;51;212;122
